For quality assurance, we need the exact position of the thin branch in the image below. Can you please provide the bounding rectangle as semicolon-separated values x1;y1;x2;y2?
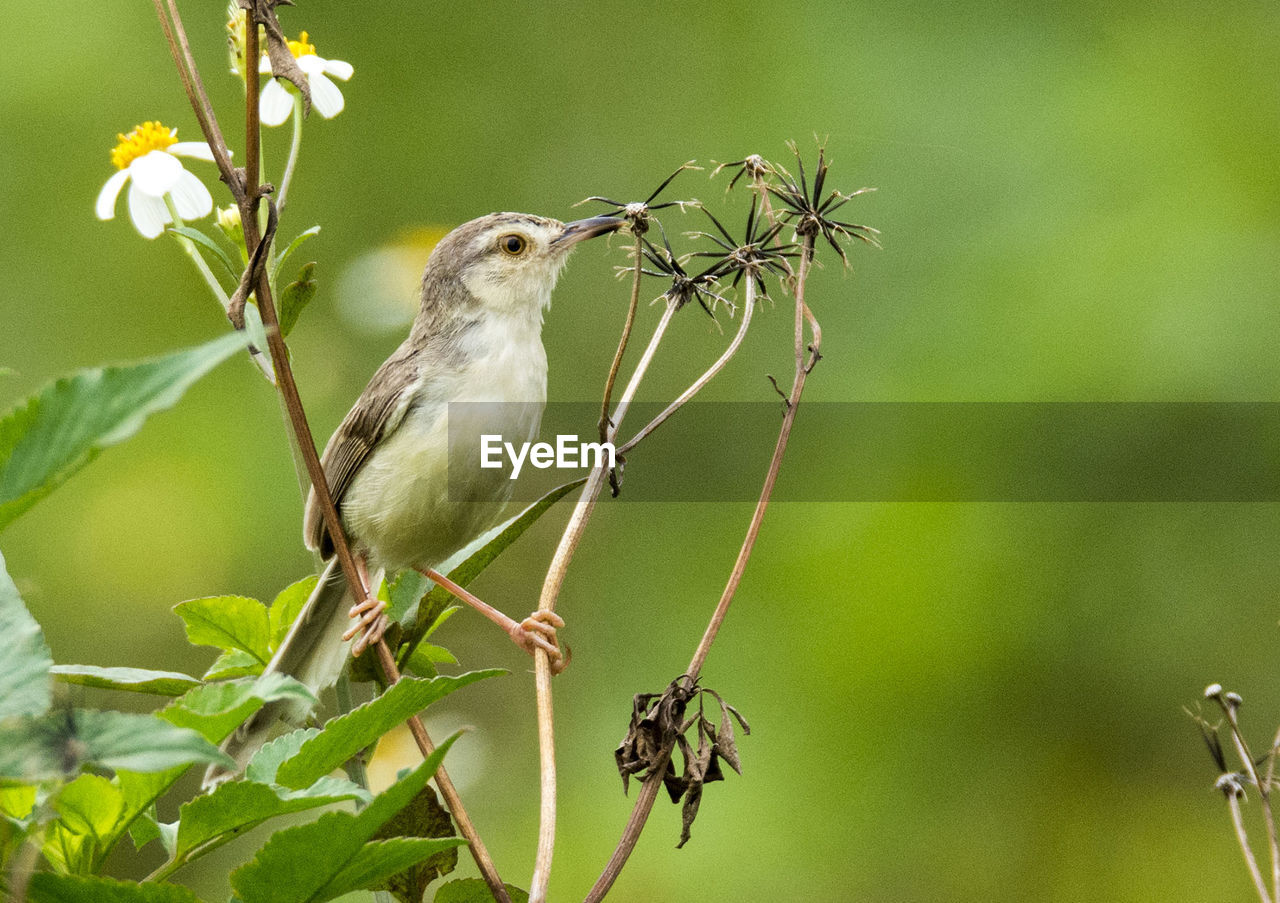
529;299;680;903
153;6;511;901
617;290;754;457
1228;787;1274;903
599;232;644;446
585;241;819;903
1222;697;1280;901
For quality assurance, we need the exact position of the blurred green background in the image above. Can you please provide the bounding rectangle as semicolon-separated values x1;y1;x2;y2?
3;1;1279;900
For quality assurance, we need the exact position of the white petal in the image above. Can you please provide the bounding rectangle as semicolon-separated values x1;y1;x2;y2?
95;169;131;220
169;141;216;162
309;72;344;118
296;54;326;76
127;184;171;239
258;55;274;74
322;58;353;81
260;79;294;127
170;170;213;220
129;150;183;197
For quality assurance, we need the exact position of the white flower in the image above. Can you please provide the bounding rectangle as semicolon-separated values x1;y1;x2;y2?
95;121;217;239
259;31;354;127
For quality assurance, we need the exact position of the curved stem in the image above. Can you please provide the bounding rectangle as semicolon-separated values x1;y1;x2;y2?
598;231;644;443
277;94;305;214
528;300;679;903
586;244;819;902
617;290;754;457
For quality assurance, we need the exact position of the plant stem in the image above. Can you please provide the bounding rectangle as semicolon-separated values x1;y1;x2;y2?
154;5;511;900
1229;789;1274;903
277;94;305;214
598;230;644;444
1223;700;1280;901
617;290;754;457
585;241;820;902
528;299;679;903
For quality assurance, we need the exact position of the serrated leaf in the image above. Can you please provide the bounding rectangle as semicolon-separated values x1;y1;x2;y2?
400;479;583;658
273;226;321;281
0;549;52;717
202;648;262;681
51;665;200;697
174;777;369;861
433;879;530;903
246;728;320;784
0;710;231;781
327;837;466;901
27;873;207;903
173;595;271;663
160;673;315;744
275;672;501;790
372;782;457;902
278;262;317;337
0;331;249;532
45;773;125;873
168;226;238;281
231;734;460;903
270;575;318;651
403;644;457;680
127;804;163;853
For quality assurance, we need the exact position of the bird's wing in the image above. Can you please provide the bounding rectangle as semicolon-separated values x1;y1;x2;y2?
304;343;422;558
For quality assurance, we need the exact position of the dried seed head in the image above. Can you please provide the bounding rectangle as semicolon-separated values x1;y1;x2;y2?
1204;683;1224;700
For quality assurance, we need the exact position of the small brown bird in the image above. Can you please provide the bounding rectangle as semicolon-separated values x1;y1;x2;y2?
207;211;621;784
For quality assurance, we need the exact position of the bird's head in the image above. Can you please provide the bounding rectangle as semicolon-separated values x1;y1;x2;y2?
420;212;622;319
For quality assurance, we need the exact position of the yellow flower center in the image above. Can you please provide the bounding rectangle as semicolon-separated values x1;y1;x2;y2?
288;31;316;58
110;121;178;170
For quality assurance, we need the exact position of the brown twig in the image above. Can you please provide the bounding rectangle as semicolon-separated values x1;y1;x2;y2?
584;238;820;903
153;6;511;901
599;231;644;446
1220;694;1280;901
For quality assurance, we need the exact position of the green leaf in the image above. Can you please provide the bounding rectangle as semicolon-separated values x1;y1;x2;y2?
0;784;35;819
326;837;466;900
231;734;462;903
403;644;457;679
173;595;271;664
44;774;125;873
273;226;321;281
270;575;318;651
202;648;263;681
0;549;52;717
434;879;530;903
51;665;200;697
246;728;319;784
160;673;315;744
275;672;502;790
0;710;231;781
27;873;207;903
174;776;369;861
0;331;249;532
168;225;239;282
401;478;583;658
278;262;317;337
372;782;458;902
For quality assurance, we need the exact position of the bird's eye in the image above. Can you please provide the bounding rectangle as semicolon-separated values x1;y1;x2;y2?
499;234;527;256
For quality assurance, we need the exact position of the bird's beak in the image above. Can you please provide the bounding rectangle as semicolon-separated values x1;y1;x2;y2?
554;215;624;247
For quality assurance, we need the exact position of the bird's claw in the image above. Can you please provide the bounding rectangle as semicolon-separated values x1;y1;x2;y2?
510;609;568;674
345;595;389;656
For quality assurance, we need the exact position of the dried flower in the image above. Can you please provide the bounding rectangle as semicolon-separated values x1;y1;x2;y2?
769;141;879;264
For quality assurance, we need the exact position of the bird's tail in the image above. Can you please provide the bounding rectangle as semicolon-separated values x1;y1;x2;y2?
203;558;357;788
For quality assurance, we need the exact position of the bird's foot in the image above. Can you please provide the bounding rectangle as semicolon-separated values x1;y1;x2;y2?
344;594;389;657
510;610;568;675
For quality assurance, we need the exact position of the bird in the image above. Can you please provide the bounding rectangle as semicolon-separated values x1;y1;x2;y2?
206;211;622;784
